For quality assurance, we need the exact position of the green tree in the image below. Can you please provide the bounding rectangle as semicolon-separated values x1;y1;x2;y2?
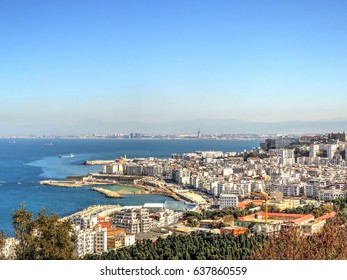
12;205;76;260
222;215;234;226
12;204;36;259
245;202;257;210
186;211;203;220
33;209;76;259
0;231;6;260
84;231;266;260
312;205;333;218
252;215;347;260
260;204;281;213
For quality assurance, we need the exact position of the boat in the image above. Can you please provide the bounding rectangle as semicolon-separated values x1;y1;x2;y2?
59;154;75;158
8;140;16;144
44;143;53;146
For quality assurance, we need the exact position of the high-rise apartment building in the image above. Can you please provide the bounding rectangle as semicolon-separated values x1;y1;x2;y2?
113;208;150;234
309;144;320;158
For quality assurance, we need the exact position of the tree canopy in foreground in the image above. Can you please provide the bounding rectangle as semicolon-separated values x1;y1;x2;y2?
84;232;266;260
252;215;347;260
11;204;76;260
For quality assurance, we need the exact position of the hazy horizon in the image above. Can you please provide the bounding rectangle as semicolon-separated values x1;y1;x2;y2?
1;117;347;136
1;0;347;135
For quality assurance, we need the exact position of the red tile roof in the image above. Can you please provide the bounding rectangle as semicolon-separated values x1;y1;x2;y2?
107;228;126;236
293;214;315;224
316;212;336;221
220;227;248;236
96;221;111;229
238;211;314;222
238;200;264;209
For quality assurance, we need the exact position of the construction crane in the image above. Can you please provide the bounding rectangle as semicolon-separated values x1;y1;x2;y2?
250;191;269;224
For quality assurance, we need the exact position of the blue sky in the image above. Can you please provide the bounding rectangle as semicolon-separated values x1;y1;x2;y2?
1;0;347;133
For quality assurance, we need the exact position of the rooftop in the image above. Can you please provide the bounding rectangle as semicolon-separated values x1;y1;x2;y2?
238;211;315;224
316;211;337;221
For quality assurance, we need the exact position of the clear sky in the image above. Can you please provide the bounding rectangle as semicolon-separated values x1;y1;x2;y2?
1;0;347;134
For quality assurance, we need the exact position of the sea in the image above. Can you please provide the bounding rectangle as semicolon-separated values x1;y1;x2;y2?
0;138;260;236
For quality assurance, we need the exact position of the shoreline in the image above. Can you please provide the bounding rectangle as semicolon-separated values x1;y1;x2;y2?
39;176;187;202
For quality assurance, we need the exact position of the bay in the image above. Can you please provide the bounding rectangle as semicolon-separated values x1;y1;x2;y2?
0;138;259;236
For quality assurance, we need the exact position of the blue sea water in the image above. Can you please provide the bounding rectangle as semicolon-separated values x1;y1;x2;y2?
0;139;259;236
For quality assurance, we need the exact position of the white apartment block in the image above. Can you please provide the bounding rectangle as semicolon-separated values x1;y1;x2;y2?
275;136;297;148
283;185;301;196
94;225;108;253
319;189;346;201
74;228;95;258
219;193;238;208
125;164;144;176
144;164;163;177
226;188;245;196
242;183;252;195
124;235;136;247
190;176;200;188
150;209;179;227
114;208;150;234
309;144;320;158
209;181;219;196
102;163;124;174
71;215;98;230
304;184;320;197
327;144;338;159
172;169;190;185
268;184;301;197
278;149;295;166
179;176;190;185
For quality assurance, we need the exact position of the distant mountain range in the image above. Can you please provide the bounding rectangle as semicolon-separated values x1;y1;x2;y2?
2;118;347;135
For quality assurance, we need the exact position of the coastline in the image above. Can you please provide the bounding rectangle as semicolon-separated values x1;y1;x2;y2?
0;138;257;237
39;175;187;202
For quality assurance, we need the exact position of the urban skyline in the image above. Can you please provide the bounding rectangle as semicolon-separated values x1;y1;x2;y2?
1;0;347;135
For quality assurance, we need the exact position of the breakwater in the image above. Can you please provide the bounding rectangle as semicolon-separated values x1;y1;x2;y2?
91;187;123;198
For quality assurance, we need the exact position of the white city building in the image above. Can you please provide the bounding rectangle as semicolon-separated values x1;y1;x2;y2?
309;144;320;158
219;193;238;208
327;144;338;159
278;149;295;166
124;235;136;247
94;225;108;253
74;227;95;258
319;189;346;201
103;163;124;174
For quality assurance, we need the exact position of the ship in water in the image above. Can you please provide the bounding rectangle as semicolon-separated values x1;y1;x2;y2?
59;154;75;158
44;143;53;146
